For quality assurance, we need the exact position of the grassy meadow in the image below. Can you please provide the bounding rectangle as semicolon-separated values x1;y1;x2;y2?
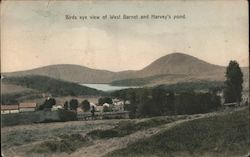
1;107;249;157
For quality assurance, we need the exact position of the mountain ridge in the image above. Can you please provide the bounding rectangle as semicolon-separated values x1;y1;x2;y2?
3;53;249;86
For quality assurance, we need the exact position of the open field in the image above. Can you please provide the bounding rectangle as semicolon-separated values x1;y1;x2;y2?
1;107;249;157
1;83;36;94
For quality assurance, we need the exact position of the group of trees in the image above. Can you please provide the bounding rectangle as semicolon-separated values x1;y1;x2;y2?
38;98;91;112
116;87;221;118
38;98;56;110
38;97;116;112
174;92;221;115
98;97;113;105
63;99;91;111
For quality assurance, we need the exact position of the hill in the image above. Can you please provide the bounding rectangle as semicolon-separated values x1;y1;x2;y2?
107;108;249;157
138;53;225;77
112;53;248;88
1;82;36;94
2;75;102;96
3;53;249;87
3;64;121;83
1;75;103;104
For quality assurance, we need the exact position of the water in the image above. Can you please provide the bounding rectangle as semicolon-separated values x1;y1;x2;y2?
81;83;140;92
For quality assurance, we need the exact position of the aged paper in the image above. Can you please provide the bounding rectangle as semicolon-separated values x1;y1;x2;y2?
1;0;249;157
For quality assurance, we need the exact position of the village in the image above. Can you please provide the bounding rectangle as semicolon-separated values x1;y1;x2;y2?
1;96;131;123
1;90;248;123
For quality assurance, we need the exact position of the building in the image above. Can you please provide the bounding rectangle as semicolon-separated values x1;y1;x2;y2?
76;107;84;112
19;103;37;112
103;103;110;107
1;105;19;114
95;105;103;112
113;101;124;111
51;105;63;111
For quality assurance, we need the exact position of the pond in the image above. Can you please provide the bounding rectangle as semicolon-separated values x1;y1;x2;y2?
81;83;140;92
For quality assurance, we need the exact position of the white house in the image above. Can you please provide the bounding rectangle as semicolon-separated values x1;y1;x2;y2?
96;105;103;112
51;105;63;111
113;101;124;111
103;103;110;107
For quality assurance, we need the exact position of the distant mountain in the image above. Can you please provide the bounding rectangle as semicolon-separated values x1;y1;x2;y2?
138;53;225;77
3;53;249;88
3;64;120;83
112;53;248;88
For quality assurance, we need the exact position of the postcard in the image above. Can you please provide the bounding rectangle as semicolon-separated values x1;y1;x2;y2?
1;0;249;157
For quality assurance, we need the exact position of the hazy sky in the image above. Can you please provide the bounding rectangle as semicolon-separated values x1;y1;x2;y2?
1;0;249;72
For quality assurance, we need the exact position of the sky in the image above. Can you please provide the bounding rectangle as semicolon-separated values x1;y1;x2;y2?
1;0;249;72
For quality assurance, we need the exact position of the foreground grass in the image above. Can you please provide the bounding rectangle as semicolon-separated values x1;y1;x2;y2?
1;122;112;149
28;133;92;154
87;116;187;139
106;108;249;157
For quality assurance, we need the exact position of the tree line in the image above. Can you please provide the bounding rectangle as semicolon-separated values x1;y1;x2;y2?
38;98;91;112
112;87;221;118
38;97;115;112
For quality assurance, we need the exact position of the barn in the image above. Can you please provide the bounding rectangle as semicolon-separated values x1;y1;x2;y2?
1;105;19;114
19;103;37;112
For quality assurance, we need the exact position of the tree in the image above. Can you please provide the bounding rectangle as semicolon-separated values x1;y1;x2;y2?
39;98;56;110
151;88;167;115
223;61;243;103
98;97;113;105
166;92;175;114
80;100;90;111
63;101;69;110
125;91;138;118
137;89;157;117
69;99;79;111
137;99;153;117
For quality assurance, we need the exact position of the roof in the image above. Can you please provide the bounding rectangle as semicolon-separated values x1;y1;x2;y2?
19;103;37;108
103;103;110;107
90;103;97;107
223;102;237;106
1;105;19;110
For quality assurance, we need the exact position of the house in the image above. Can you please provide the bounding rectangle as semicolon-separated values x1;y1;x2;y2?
1;105;19;114
52;105;63;111
113;101;124;111
19;103;37;112
103;103;110;107
125;100;131;105
96;105;103;112
112;98;121;103
77;107;84;112
90;102;97;109
91;102;105;112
